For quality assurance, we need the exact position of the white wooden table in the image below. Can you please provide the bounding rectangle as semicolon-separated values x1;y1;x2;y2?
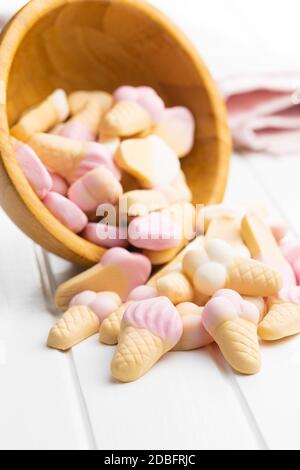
1;0;300;451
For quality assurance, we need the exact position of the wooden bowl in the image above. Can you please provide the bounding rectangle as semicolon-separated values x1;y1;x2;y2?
0;0;232;266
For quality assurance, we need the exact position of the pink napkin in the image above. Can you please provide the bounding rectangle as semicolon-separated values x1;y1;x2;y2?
220;72;300;155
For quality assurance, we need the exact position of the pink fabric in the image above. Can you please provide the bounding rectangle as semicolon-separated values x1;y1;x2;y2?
221;72;300;155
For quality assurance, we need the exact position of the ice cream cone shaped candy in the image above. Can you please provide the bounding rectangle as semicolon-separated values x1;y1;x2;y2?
147;236;204;287
115;135;180;189
154;106;195;158
47;305;99;351
111;297;183;382
202;289;261;374
101;100;152;137
205;215;250;258
241;213;296;287
199;204;246;233
28;133;120;183
12;138;53;200
119;190;168;218
59;92;113;141
144;203;196;265
99;286;158;345
156;272;194;305
182;239;282;297
55;247;151;309
127;285;158;302
173;303;213;351
68;166;123;213
242;296;267;322
258;287;300;340
99;303;131;345
113;86;165;122
156;171;192;204
11;89;69;141
48;291;121;350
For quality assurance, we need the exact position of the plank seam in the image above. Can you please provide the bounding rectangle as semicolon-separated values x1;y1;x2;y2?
33;245;98;450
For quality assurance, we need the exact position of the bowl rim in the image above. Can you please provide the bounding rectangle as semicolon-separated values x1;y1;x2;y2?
0;0;231;265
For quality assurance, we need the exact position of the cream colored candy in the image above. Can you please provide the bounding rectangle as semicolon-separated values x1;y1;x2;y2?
60;91;112;140
98;135;120;157
119;189;168;217
154;106;195;158
206;215;250;258
68;166;123;213
68;91;109;113
55;247;151;310
241;212;295;288
99;286;159;345
242;296;267;322
156;272;194;305
48;291;121;350
101;100;152;137
183;239;282;297
11;89;69;141
99;303;130;345
156;171;192;204
258;287;300;340
47;306;99;351
199;204;246;233
173;303;213;351
143;203;196;265
202;289;261;375
111;297;183;382
147;236;204;287
115;135;180;189
28;133;119;183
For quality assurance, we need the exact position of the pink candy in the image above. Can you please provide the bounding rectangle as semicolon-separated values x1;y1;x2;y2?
43;192;88;233
68;166;123;213
127;285;158;302
13;139;52;199
70;290;121;323
50;172;68;196
101;247;152;294
74;142;121;182
57;121;95;142
128;212;181;251
155;107;196;158
281;240;300;285
82;223;128;248
113;86;165;122
124;296;183;344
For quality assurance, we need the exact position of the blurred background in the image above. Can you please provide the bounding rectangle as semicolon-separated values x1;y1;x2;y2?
2;0;300;78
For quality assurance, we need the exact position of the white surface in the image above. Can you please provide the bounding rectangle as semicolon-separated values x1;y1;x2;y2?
1;0;300;451
3;154;300;450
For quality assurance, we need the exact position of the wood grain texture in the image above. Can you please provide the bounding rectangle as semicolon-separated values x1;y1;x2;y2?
0;0;231;265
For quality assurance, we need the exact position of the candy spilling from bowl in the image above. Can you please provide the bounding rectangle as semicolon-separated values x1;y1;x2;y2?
46;200;300;382
10;85;299;383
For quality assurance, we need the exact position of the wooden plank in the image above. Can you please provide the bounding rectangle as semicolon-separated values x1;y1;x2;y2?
235;153;300;450
0;210;92;450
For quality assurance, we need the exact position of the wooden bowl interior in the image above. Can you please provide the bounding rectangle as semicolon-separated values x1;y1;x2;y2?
1;0;231;265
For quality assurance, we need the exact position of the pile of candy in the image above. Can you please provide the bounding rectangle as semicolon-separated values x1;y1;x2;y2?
46;204;300;382
12;85;300;383
11;86;196;264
